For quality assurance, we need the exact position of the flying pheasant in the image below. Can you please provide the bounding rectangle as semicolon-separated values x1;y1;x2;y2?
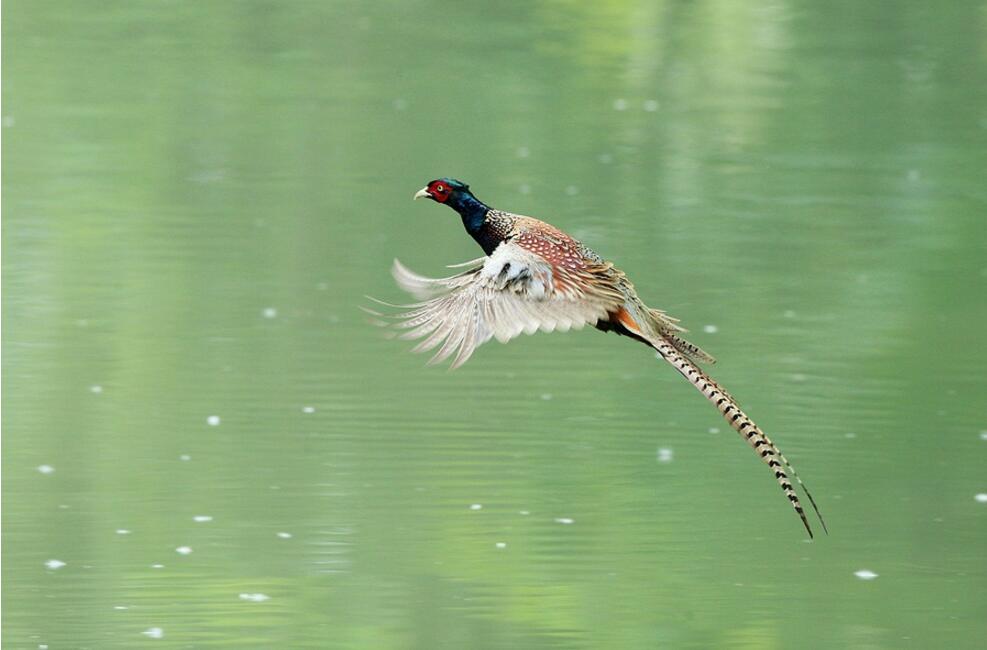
376;178;826;538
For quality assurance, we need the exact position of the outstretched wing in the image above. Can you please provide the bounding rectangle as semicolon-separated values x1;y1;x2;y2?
384;241;627;368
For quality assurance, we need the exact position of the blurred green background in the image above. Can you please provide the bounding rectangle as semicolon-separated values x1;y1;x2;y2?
3;1;987;648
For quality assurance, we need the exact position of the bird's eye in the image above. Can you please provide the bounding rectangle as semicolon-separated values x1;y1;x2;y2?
435;185;445;192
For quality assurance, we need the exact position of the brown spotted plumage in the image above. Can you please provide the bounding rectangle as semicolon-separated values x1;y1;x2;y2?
375;179;826;538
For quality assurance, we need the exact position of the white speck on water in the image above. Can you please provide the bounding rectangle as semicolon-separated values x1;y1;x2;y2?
975;493;987;503
518;183;531;195
791;373;807;382
854;569;879;580
554;517;575;525
262;307;278;319
45;559;66;570
39;644;49;649
277;532;293;539
193;515;213;523
540;393;553;401
708;427;720;434
702;324;719;334
116;529;131;535
845;432;857;439
151;563;165;569
175;546;192;555
657;447;674;463
979;431;987;441
90;385;103;394
495;542;507;549
179;454;191;461
469;504;483;511
516;146;530;158
37;464;55;474
114;605;129;610
392;98;408;111
142;627;164;639
519;510;530;515
643;99;660;112
239;593;270;602
2;115;14;127
599;153;613;164
302;406;315;413
206;415;221;426
565;185;579;196
58;504;70;509
907;169;921;182
612;98;628;111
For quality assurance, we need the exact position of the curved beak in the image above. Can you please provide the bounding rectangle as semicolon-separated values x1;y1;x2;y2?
413;187;431;201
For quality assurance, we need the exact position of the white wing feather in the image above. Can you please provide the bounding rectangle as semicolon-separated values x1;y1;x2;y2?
387;242;624;368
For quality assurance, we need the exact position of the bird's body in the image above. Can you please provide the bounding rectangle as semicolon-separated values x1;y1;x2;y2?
379;178;825;538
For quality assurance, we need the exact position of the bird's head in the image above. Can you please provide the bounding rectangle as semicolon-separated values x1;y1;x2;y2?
413;178;472;204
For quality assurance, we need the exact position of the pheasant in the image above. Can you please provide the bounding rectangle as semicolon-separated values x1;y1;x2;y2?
376;178;826;538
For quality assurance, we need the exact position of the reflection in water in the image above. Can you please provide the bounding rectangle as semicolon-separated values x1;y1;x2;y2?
4;1;987;648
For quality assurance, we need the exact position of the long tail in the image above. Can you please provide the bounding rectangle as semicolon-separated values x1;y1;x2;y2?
649;335;826;538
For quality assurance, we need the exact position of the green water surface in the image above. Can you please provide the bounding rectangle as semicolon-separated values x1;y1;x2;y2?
4;1;987;648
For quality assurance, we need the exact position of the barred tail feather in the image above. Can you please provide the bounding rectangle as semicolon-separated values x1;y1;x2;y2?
649;336;824;538
662;331;717;366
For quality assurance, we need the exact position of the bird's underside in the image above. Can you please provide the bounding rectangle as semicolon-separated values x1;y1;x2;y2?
374;188;825;538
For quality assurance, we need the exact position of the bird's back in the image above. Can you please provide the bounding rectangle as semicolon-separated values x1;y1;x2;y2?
494;212;606;264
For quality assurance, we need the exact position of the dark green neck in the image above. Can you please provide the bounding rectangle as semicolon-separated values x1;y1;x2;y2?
449;192;489;229
448;192;493;248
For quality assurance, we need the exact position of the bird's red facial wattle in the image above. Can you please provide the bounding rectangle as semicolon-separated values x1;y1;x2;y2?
414;180;452;203
426;181;451;203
